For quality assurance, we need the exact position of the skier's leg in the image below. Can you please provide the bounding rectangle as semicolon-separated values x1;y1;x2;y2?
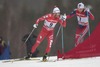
31;28;47;53
80;37;84;43
25;28;47;59
43;30;53;61
78;26;89;44
45;32;53;54
75;26;82;46
75;25;89;46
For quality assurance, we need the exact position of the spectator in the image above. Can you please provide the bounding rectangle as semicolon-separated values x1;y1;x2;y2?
0;36;7;56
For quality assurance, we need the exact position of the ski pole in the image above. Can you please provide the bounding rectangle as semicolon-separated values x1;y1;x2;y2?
55;25;62;39
61;26;64;53
86;7;91;36
24;28;35;45
87;12;91;36
88;22;91;36
53;25;62;45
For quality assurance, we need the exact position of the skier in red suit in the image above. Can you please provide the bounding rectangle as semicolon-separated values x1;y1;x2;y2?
25;7;66;61
66;2;94;46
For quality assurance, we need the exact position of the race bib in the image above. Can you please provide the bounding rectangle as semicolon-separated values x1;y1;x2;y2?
77;16;89;23
44;20;57;28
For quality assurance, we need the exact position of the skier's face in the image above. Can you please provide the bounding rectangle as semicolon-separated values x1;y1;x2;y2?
78;8;84;12
53;12;60;18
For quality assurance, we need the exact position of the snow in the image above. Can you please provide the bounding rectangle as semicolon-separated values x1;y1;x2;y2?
0;56;100;67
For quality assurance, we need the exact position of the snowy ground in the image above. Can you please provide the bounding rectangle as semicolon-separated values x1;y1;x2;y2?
0;56;100;67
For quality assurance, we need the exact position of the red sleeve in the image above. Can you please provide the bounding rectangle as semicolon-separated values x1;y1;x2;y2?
67;14;75;19
58;19;66;27
35;14;50;24
89;12;95;20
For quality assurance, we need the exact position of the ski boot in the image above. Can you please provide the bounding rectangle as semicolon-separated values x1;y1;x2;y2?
24;52;32;60
42;53;48;62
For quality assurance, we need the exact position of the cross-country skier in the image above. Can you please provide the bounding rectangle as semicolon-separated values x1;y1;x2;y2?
65;2;94;46
25;6;66;61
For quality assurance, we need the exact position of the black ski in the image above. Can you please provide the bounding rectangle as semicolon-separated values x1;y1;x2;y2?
2;58;40;63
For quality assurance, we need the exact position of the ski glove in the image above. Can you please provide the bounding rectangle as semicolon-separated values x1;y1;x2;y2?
60;14;66;21
85;8;90;12
33;24;38;28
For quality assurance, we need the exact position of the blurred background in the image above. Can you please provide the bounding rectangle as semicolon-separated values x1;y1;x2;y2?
0;0;100;59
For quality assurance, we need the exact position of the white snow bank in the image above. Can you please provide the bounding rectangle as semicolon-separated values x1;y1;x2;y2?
0;56;100;67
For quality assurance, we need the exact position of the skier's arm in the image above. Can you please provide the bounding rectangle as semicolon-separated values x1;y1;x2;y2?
35;15;47;24
33;14;48;28
85;8;95;20
58;19;66;27
67;10;76;19
88;12;95;20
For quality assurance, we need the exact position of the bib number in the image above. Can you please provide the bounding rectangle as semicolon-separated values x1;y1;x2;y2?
49;23;53;28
